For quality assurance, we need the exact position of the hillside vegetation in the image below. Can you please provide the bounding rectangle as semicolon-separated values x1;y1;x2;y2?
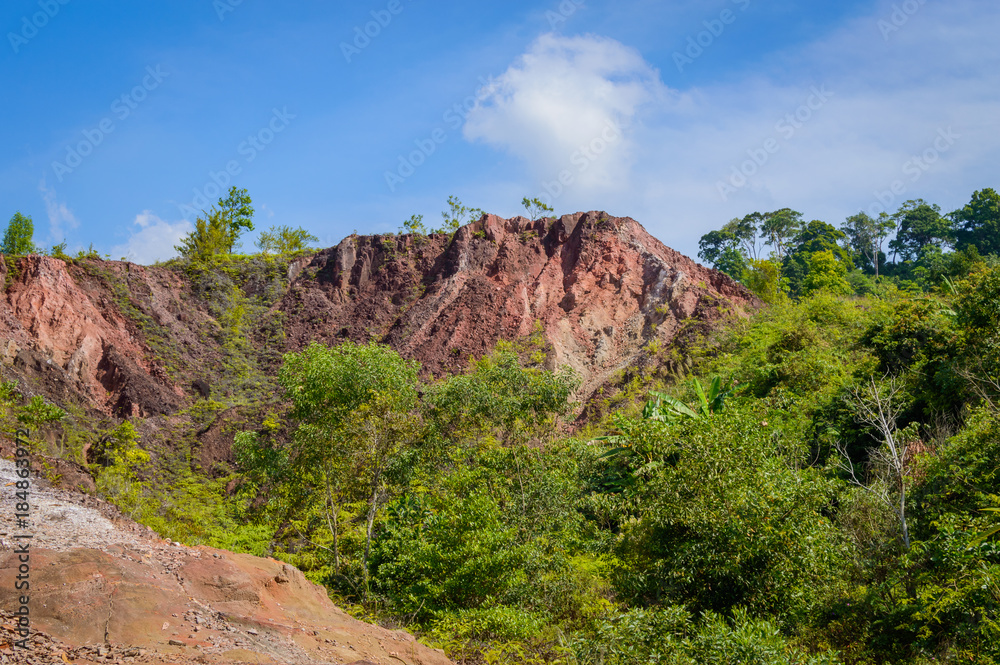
1;190;999;664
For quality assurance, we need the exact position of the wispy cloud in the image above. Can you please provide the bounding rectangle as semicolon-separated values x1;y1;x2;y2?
110;211;192;265
38;179;79;243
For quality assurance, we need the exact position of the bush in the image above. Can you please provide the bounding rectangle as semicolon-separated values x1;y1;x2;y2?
255;225;318;254
609;403;851;626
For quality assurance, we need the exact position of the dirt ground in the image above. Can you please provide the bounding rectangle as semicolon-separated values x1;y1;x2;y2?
0;458;451;665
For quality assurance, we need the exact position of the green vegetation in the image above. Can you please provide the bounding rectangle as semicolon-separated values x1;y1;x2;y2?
698;188;1000;300
439;195;484;234
175;186;255;259
523;196;554;222
219;263;999;663
401;213;428;235
255;225;318;254
6;184;1000;663
2;212;35;255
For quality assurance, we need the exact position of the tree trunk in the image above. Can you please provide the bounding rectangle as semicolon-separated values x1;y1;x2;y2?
362;476;380;601
899;478;910;550
323;466;340;571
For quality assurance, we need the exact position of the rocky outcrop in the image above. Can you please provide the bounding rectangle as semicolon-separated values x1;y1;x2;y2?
0;548;450;664
0;213;757;418
283;212;758;396
0;256;182;417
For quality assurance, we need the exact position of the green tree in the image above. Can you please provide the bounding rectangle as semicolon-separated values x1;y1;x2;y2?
92;421;150;518
174;210;232;260
743;258;787;304
760;208;804;260
176;187;255;259
726;213;765;260
802;250;852;295
841;211;896;277
522;197;554;222
217;186;255;249
426;343;577;447
439;195;484;233
952;187;1000;256
784;221;853;296
2;212;35;255
698;228;739;268
888;199;951;262
276;341;421;597
699;214;765;269
715;245;748;281
609;403;848;624
255;225;318;254
400;214;427;236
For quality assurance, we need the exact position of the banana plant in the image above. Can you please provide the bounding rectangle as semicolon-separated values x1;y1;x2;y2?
595;376;732;465
692;375;734;417
974;506;1000;545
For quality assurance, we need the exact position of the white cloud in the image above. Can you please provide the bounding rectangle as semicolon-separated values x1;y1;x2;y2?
463;33;675;194
38;179;79;242
110;211;192;265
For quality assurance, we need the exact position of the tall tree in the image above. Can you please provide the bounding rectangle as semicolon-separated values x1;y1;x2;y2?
2;212;35;255
725;212;765;260
760;208;804;260
783;220;853;296
888;199;951;263
175;187;255;258
217;186;255;250
842;211;896;278
698;228;738;268
277;342;421;597
953;187;1000;256
174;210;231;260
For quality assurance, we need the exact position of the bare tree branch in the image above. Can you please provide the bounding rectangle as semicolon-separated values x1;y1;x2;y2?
835;375;912;549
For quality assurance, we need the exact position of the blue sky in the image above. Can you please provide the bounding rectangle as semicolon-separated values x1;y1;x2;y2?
1;0;997;263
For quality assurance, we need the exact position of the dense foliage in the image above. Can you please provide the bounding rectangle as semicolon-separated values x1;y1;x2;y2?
697;189;1000;298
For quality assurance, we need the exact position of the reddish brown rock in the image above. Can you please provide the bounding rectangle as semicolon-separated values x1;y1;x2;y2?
282;212;758;396
0;256;181;417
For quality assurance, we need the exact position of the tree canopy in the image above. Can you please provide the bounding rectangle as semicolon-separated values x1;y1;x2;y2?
2;212;35;255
